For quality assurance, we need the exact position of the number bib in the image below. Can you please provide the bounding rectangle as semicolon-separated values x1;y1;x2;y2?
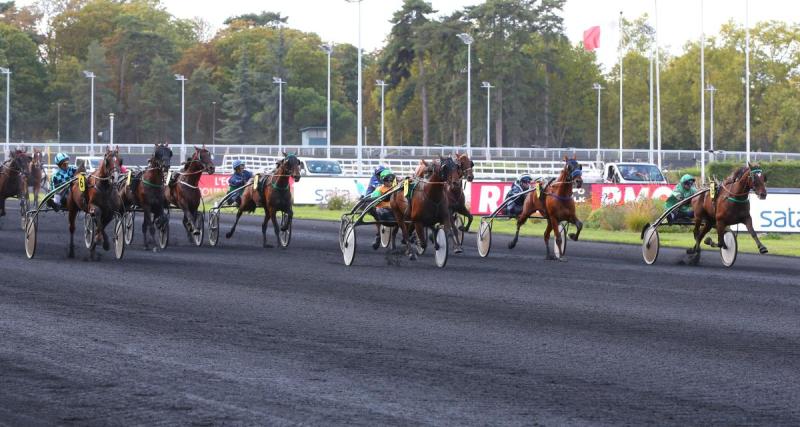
126;170;132;186
253;174;261;191
78;174;86;192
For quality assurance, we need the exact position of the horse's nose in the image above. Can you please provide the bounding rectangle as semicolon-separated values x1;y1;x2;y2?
759;192;767;200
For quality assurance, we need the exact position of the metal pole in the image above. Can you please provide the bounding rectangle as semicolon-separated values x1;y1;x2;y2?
174;74;187;159
708;85;715;161
109;113;114;145
594;84;603;162
466;42;471;156
90;75;95;156
619;11;623;162
700;0;705;183
272;77;286;151
654;0;662;169
212;101;216;147
745;0;751;161
482;81;493;161
376;80;387;159
326;45;332;158
649;55;654;164
57;102;61;143
0;68;10;160
353;0;363;173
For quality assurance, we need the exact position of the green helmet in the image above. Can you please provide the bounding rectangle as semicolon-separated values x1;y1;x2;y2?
379;169;394;180
679;174;695;185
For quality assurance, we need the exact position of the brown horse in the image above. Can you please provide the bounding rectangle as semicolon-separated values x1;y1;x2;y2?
120;144;173;251
413;153;475;239
0;149;32;225
391;156;462;259
226;153;303;248
508;156;584;260
688;162;768;263
165;146;215;244
66;147;122;259
28;149;46;206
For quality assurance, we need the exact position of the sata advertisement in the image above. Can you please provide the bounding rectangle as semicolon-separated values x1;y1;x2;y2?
198;175;360;205
736;193;800;233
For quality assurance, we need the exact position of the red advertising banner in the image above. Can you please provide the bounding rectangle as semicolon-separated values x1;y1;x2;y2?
469;181;590;215
197;174;294;198
591;184;673;209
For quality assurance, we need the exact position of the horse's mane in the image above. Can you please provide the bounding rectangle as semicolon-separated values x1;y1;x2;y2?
725;165;749;183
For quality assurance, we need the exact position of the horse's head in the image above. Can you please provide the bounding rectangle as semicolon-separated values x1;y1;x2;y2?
151;143;173;172
31;149;43;169
434;156;460;185
193;145;215;174
563;155;583;188
10;149;32;178
747;162;767;200
278;152;303;182
455;153;474;182
100;146;122;181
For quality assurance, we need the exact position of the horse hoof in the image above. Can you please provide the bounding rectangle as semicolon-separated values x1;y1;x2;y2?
545;255;557;261
458;226;466;232
507;241;517;250
686;248;696;255
372;242;380;250
454;247;463;254
102;241;110;251
264;243;274;248
225;233;233;239
760;246;769;254
703;237;714;246
568;233;578;241
558;256;568;262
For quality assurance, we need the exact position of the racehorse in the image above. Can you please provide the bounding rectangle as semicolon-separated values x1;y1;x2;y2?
688;162;768;263
165;146;215;244
226;152;303;248
507;156;584;260
28;149;46;206
66;147;122;259
412;152;475;240
120;144;172;251
0;149;32;225
391;156;462;260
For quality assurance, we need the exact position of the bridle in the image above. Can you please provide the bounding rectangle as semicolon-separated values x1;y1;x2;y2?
721;167;763;203
545;159;582;200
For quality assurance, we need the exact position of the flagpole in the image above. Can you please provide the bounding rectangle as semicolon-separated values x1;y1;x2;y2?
700;0;706;183
618;11;624;162
654;0;662;169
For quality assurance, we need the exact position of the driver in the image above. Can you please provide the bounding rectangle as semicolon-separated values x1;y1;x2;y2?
47;153;78;211
369;169;396;248
665;174;697;223
227;160;253;206
365;165;388;196
504;174;533;217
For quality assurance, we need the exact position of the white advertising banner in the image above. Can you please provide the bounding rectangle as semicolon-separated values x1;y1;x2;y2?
291;176;474;206
735;193;800;233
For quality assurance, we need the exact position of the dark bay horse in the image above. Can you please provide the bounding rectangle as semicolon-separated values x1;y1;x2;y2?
165;146;215;243
508;156;584;260
0;149;32;226
28;149;46;206
412;153;475;242
66;147;122;259
226;153;303;248
120;144;172;251
391;156;462;260
688;162;768;263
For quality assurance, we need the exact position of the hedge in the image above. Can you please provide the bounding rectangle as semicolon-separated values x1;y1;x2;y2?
667;161;799;188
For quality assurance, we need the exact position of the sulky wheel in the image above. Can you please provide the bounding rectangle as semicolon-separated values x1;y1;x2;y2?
84;213;96;249
477;219;492;258
123;210;135;245
278;211;292;248
453;214;465;247
641;224;660;265
208;211;220;247
192;211;204;247
380;225;392;248
342;223;356;266
434;227;449;268
719;229;738;267
24;214;37;259
113;214;126;260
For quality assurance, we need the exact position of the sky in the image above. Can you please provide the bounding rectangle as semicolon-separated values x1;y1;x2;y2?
19;0;800;71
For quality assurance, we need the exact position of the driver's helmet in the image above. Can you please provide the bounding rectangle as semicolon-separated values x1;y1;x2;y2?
379;168;395;183
374;165;386;177
518;174;533;184
55;153;69;166
232;159;244;170
679;174;696;186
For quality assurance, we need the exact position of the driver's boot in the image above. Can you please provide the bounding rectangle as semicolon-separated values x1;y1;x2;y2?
372;234;381;250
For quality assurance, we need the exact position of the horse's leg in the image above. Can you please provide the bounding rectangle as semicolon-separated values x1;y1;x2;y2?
68;207;77;258
225;206;245;239
459;205;473;233
689;221;713;266
182;208;193;242
142;205;152;250
444;208;462;254
568;212;584;242
99;208;112;252
372;223;382;250
412;222;425;261
742;216;768;254
508;206;531;250
543;218;556;260
281;207;292;232
271;210;282;248
262;208;273;248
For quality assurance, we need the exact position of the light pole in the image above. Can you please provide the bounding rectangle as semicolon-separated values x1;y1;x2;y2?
109;113;114;145
83;70;95;156
706;84;716;162
457;33;474;156
272;77;286;149
654;0;663;169
592;83;604;162
345;0;363;173
321;42;334;158
376;79;387;159
745;0;751;161
0;67;10;160
174;74;187;161
211;101;217;147
481;81;493;161
700;0;706;183
618;11;624;162
56;102;62;144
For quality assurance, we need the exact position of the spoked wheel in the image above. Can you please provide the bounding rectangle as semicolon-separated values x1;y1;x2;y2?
19;197;29;230
123;210;135;245
553;222;568;259
278;211;292;248
24;214;37;259
209;211;220;247
339;216;351;252
192;211;204;247
84;213;96;249
453;214;465;247
157;210;170;250
113;214;125;260
477;218;492;258
379;225;392;248
641;224;660;265
342;223;356;266
434;227;449;268
720;229;738;267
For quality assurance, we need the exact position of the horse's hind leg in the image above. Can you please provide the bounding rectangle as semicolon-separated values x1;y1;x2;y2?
271;210;282;248
543;218;556;260
508;213;529;250
68;208;77;258
742;216;768;254
225;208;244;239
262;209;273;248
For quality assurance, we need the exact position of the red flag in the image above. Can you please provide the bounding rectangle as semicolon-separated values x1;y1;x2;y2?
583;26;601;51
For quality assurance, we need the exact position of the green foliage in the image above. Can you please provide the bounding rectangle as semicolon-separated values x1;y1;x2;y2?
322;193;353;211
707;160;800;188
588;198;661;232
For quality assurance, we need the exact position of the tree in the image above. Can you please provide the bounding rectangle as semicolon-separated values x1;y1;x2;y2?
220;53;260;144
